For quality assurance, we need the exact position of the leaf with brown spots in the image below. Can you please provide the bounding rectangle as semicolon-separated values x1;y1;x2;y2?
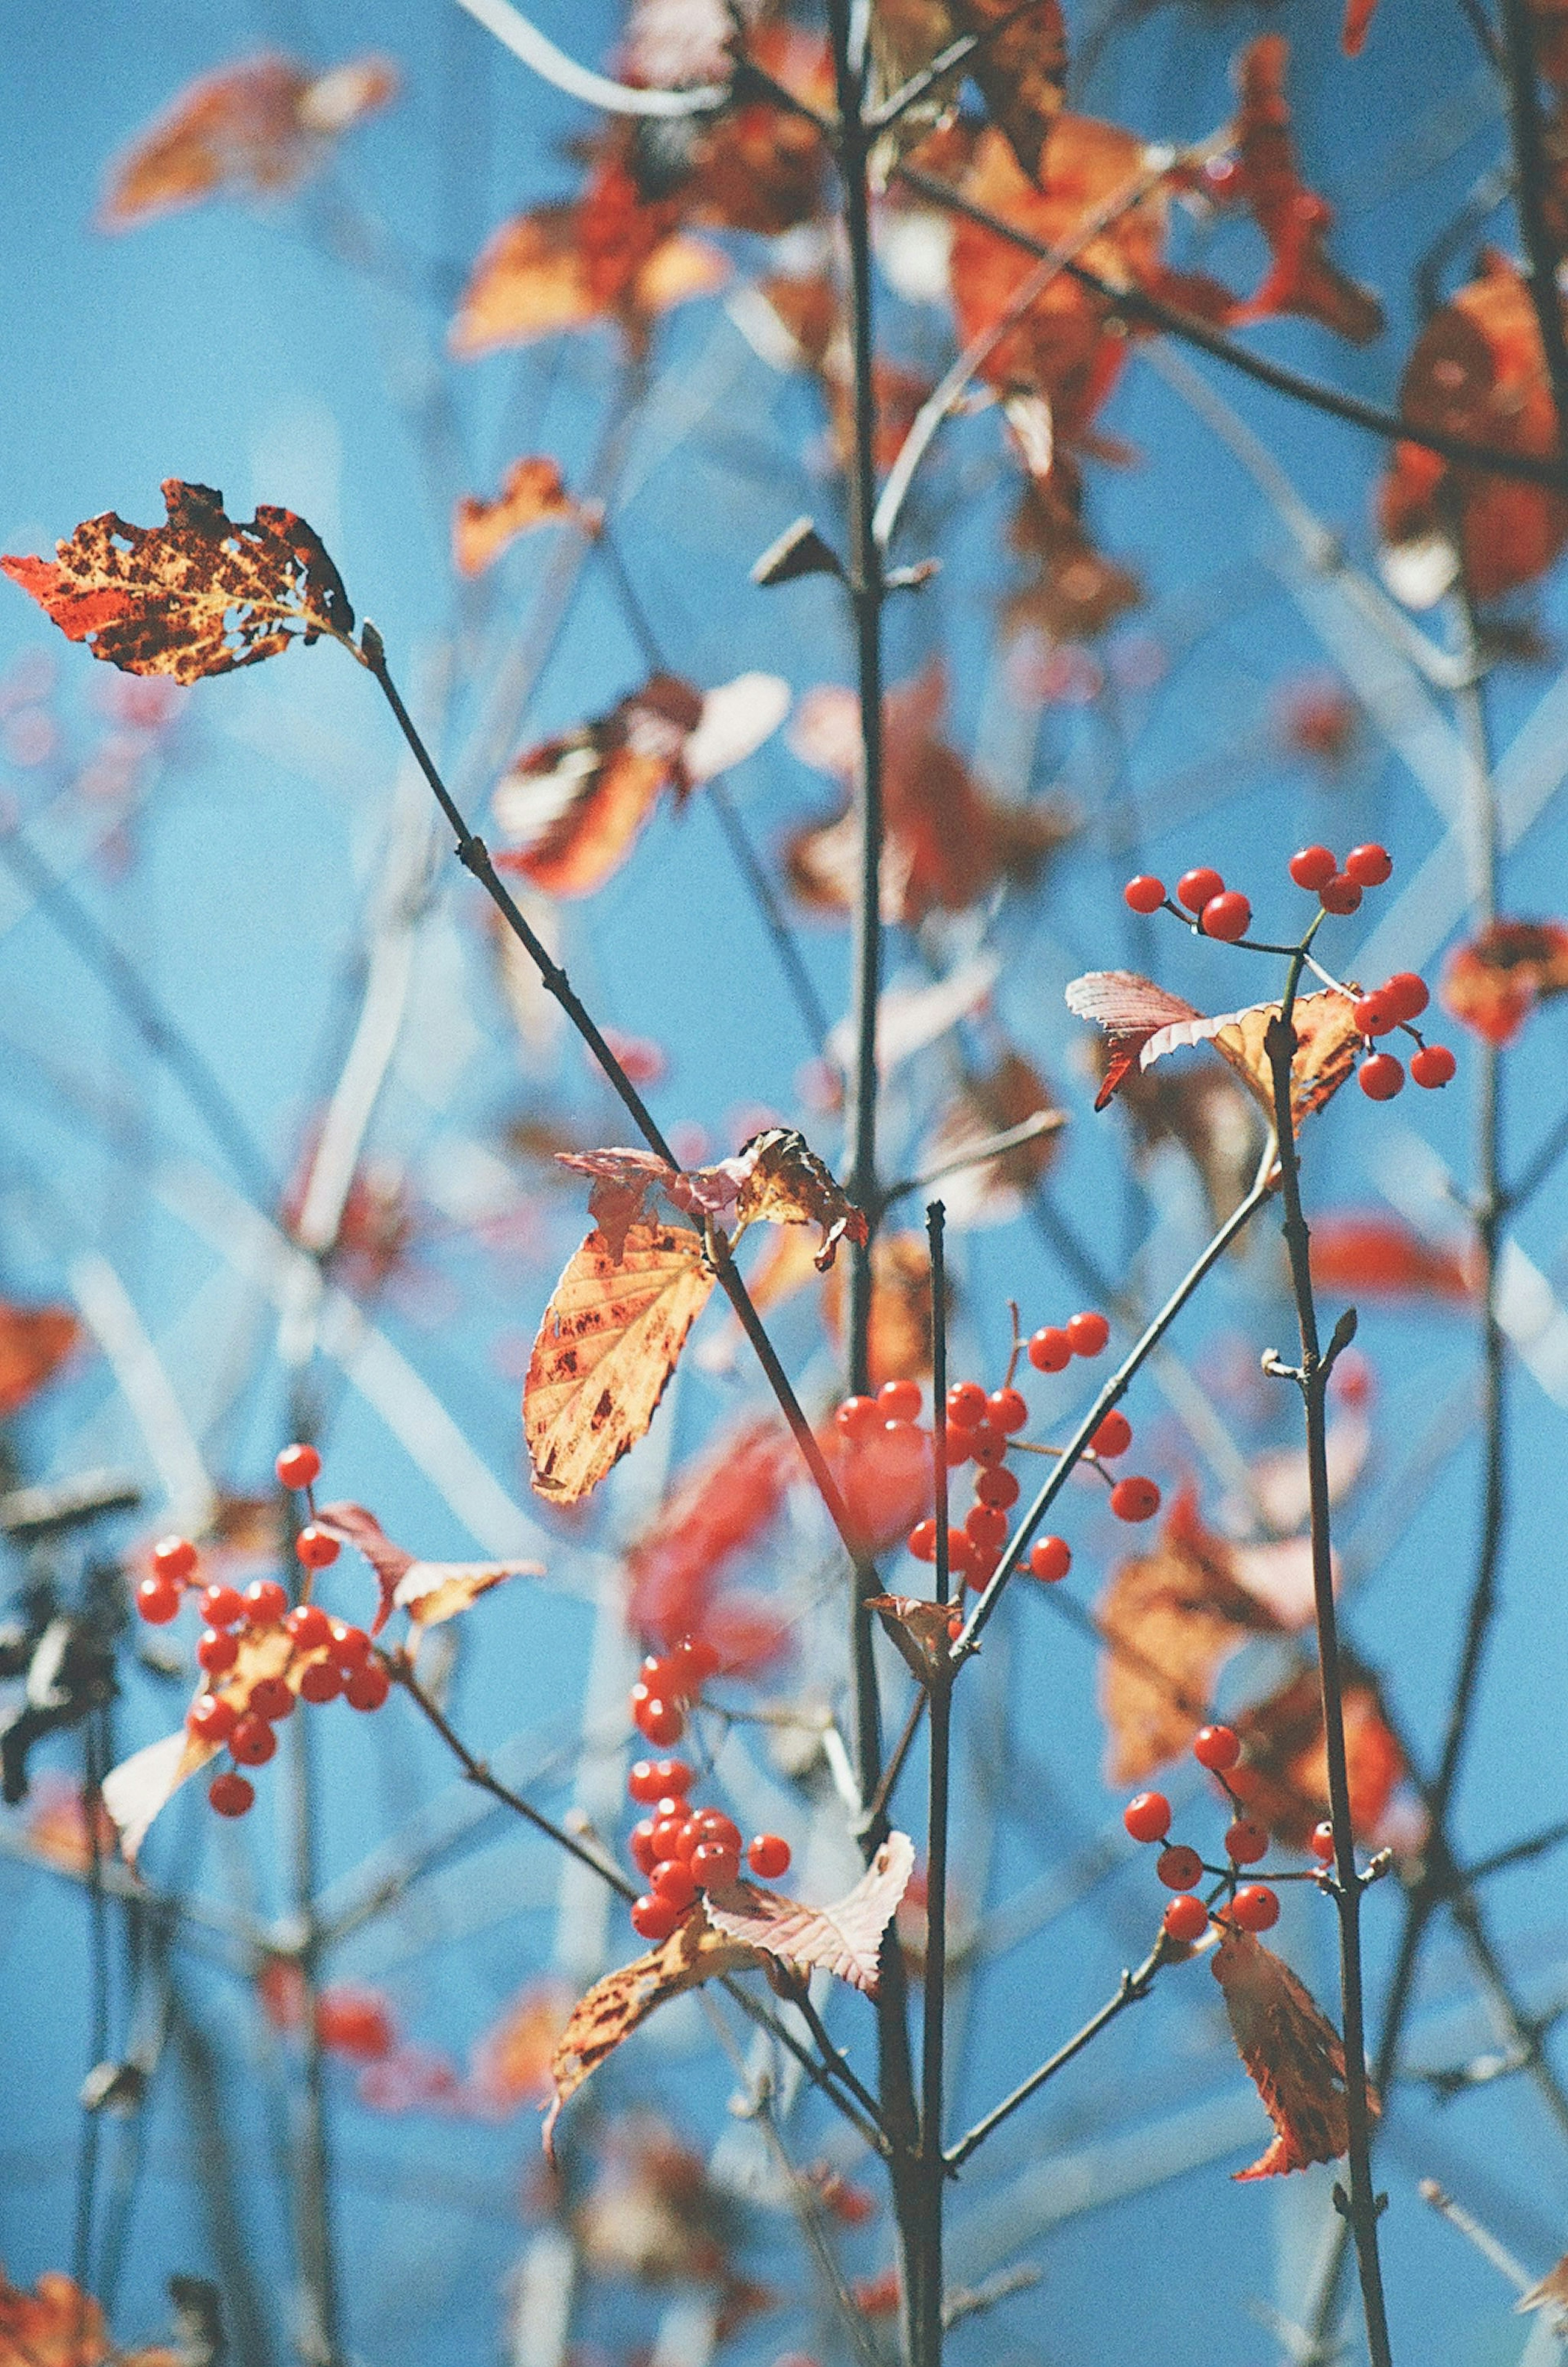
312;1501;542;1637
0;1301;81;1416
704;1832;915;1994
1441;917;1568;1046
1212;1923;1374;2179
1229;1666;1407;1852
2;481;354;683
555;1148;684;1265
452;457;586;579
524;1223;715;1504
1067;973;1359;1135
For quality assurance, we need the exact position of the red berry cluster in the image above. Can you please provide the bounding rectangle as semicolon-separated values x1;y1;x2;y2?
624;1752;791;1943
1348;967;1455;1100
1287;839;1390;915
628;1633;720;1750
1121;1724;1290;1943
1123;866;1251;941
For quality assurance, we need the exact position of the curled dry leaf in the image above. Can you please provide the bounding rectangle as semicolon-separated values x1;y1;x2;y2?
705;1831;916;1995
452;457;584;578
873;0;1065;181
869;1594;959;1684
2;480;353;683
1229;1665;1406;1852
626;1416;796;1647
0;1300;81;1416
99;51;398;230
523;1223;715;1504
1441;917;1568;1046
1224;38;1383;345
1212;1923;1373;2179
726;1127;869;1272
1066;972;1359;1135
1309;1212;1474;1303
312;1501;542;1637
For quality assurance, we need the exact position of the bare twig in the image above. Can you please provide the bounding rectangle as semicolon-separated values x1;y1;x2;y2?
1417;2180;1536;2296
947;1934;1167;2168
1497;0;1568;453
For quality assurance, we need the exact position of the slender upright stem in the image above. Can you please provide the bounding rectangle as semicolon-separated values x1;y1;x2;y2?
1498;0;1568;452
911;1204;952;2367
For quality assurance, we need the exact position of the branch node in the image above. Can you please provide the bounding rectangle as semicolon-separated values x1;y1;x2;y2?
1261;1347;1303;1384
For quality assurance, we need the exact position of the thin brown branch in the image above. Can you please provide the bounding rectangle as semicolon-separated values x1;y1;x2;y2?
1498;0;1568;452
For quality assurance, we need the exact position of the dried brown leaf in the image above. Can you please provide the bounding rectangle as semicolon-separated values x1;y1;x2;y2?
1212;1923;1373;2179
869;1594;959;1683
704;1831;915;1993
452;457;583;578
726;1127;869;1272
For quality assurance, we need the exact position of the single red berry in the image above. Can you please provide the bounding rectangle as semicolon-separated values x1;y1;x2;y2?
650;1812;689;1861
944;1426;974;1467
187;1692;238;1744
1412;1043;1456;1088
908;1518;938;1562
152;1535;198;1583
1309;1821;1336;1862
1225;1819;1269;1865
633;1695;684;1747
1110;1475;1161;1522
1381;970;1429;1021
965;1503;1009;1551
1163;1893;1209;1944
1319;872;1363;915
275;1442;321;1491
1201;889;1251;942
975;1464;1020;1509
329;1621;370;1669
667;1636;721;1691
249;1677;296;1724
1192;1723;1240;1772
968;1423;1008;1467
747;1832;792;1880
1027;1326;1072;1373
964;1544;1000;1589
1067;1311;1109;1358
674;1816;704;1862
652;1858;699;1910
946;1381;986;1429
345;1663;391;1713
987;1386;1028;1434
243;1578;288;1628
209;1771;255;1819
834;1394;881;1442
630;1893;680;1943
1157;1843;1204;1890
1123;1790;1172;1844
298;1660;343;1705
198;1582;245;1631
1230;1883;1280;1932
1177;865;1225;913
1352;993;1393;1036
1289;845;1337;892
229;1714;277;1767
197;1626;239;1676
295;1525;340;1571
1124;873;1166;914
1091;1410;1132;1458
688;1809;743;1854
630;1818;660;1876
1359;1052;1405;1101
878;1377;922;1422
1029;1535;1071;1582
1345;842;1392;888
690;1841;740;1890
651;1756;694;1796
286;1603;333;1651
136;1574;181;1625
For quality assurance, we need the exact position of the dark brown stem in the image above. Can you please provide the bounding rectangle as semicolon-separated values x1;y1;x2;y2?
911;1204;953;2367
1498;0;1568;453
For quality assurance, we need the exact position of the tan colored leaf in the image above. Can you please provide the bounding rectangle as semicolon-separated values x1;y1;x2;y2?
704;1831;916;1994
869;1594;959;1683
524;1222;715;1503
468;1977;572;2111
1070;975;1359;1136
313;1500;541;1636
0;2264;180;2367
2;480;353;682
452;457;583;578
1517;2255;1568;2325
0;1300;81;1415
726;1127;868;1272
1212;1923;1373;2180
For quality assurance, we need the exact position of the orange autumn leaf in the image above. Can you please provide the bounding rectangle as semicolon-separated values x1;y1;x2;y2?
918;1048;1065;1229
704;1831;915;1993
1441;917;1568;1046
99;51;398;230
2;481;354;684
872;0;1066;181
468;1978;573;2112
676;29;833;235
451;457;584;579
1517;2255;1568;2327
1004;466;1143;642
1309;1211;1475;1303
1225;38;1384;345
757;270;935;473
1211;1923;1373;2179
0;1301;80;1415
627;1417;796;1646
1342;0;1380;51
312;1501;542;1637
1229;1666;1406;1851
523;1223;715;1504
0;2266;179;2367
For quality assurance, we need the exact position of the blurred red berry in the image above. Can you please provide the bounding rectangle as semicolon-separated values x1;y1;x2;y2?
275;1443;321;1490
748;1833;792;1880
295;1525;339;1570
209;1772;255;1819
1225;1819;1269;1865
908;1518;938;1562
691;1841;740;1889
1091;1410;1131;1458
243;1579;288;1628
975;1465;1019;1509
945;1381;986;1428
136;1575;181;1625
1352;993;1392;1036
285;1603;332;1651
197;1627;238;1676
965;1503;1008;1551
1158;1844;1203;1890
249;1677;295;1724
151;1535;198;1582
1310;1821;1336;1862
1381;970;1429;1021
329;1621;370;1669
230;1714;276;1767
1201;890;1251;942
345;1664;391;1713
653;1859;698;1910
987;1386;1028;1433
1412;1044;1456;1088
878;1378;922;1421
633;1695;684;1747
1319;873;1363;915
630;1819;659;1875
834;1394;881;1442
1027;1326;1072;1373
630;1894;679;1943
198;1582;245;1630
298;1661;343;1705
187;1693;238;1744
968;1423;1007;1467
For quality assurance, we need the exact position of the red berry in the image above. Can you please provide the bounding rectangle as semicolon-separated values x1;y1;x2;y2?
943;1427;974;1467
630;1893;679;1943
633;1695;684;1747
687;1809;742;1854
964;1545;1000;1590
965;1503;1009;1551
946;1381;986;1429
243;1578;288;1628
1177;866;1225;913
249;1677;296;1724
1352;993;1392;1036
630;1818;660;1875
667;1636;720;1692
1230;1883;1280;1932
197;1627;239;1676
690;1841;740;1890
1124;874;1166;914
1225;1819;1269;1865
1381;970;1429;1021
1319;873;1363;915
1163;1894;1209;1944
975;1464;1020;1509
1123;1790;1172;1844
295;1525;340;1571
653;1858;699;1910
652;1756;694;1796
1289;845;1337;892
968;1423;1007;1467
298;1661;343;1705
1110;1475;1161;1522
908;1518;938;1562
187;1693;238;1744
136;1575;181;1625
285;1603;333;1651
1157;1844;1204;1890
834;1394;881;1442
275;1442;321;1491
747;1832;792;1880
152;1535;198;1582
629;1758;678;1804
987;1386;1028;1434
209;1771;255;1819
1029;1535;1071;1582
1192;1723;1240;1772
1067;1311;1109;1358
1359;1052;1405;1101
1345;842;1392;888
650;1812;689;1862
1027;1326;1072;1373
1201;890;1251;942
198;1583;245;1630
673;1816;704;1862
878;1377;922;1422
1091;1410;1131;1458
329;1621;370;1669
1412;1043;1456;1088
230;1714;277;1767
1310;1821;1336;1862
345;1663;391;1713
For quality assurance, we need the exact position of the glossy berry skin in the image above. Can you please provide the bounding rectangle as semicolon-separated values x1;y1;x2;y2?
633;1695;684;1747
687;1810;742;1854
1201;889;1251;942
690;1841;741;1890
650;1813;688;1862
345;1663;391;1713
748;1832;792;1880
630;1819;660;1876
1230;1883;1280;1932
1192;1723;1240;1772
1381;970;1429;1021
1319;873;1363;915
298;1661;343;1705
1345;842;1392;888
1310;1821;1336;1862
1067;1311;1109;1358
946;1382;986;1429
1027;1326;1072;1373
967;1423;1008;1467
1124;874;1166;914
329;1622;370;1669
1029;1535;1071;1582
197;1627;239;1677
243;1578;288;1628
209;1772;255;1819
136;1575;181;1625
275;1442;321;1491
187;1693;238;1744
1225;1819;1269;1865
1123;1790;1172;1844
943;1427;974;1467
229;1714;277;1767
652;1858;699;1910
975;1465;1020;1509
1289;845;1337;892
1412;1043;1456;1088
987;1386;1028;1434
629;1757;691;1804
198;1582;245;1631
295;1525;340;1571
1163;1893;1209;1944
1157;1844;1204;1891
1177;866;1225;914
285;1603;333;1651
1359;1052;1405;1101
630;1893;680;1943
1352;993;1392;1036
1091;1410;1131;1458
965;1503;1009;1551
834;1394;881;1442
908;1518;938;1562
152;1535;198;1583
1110;1475;1161;1522
878;1377;922;1422
249;1677;296;1724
